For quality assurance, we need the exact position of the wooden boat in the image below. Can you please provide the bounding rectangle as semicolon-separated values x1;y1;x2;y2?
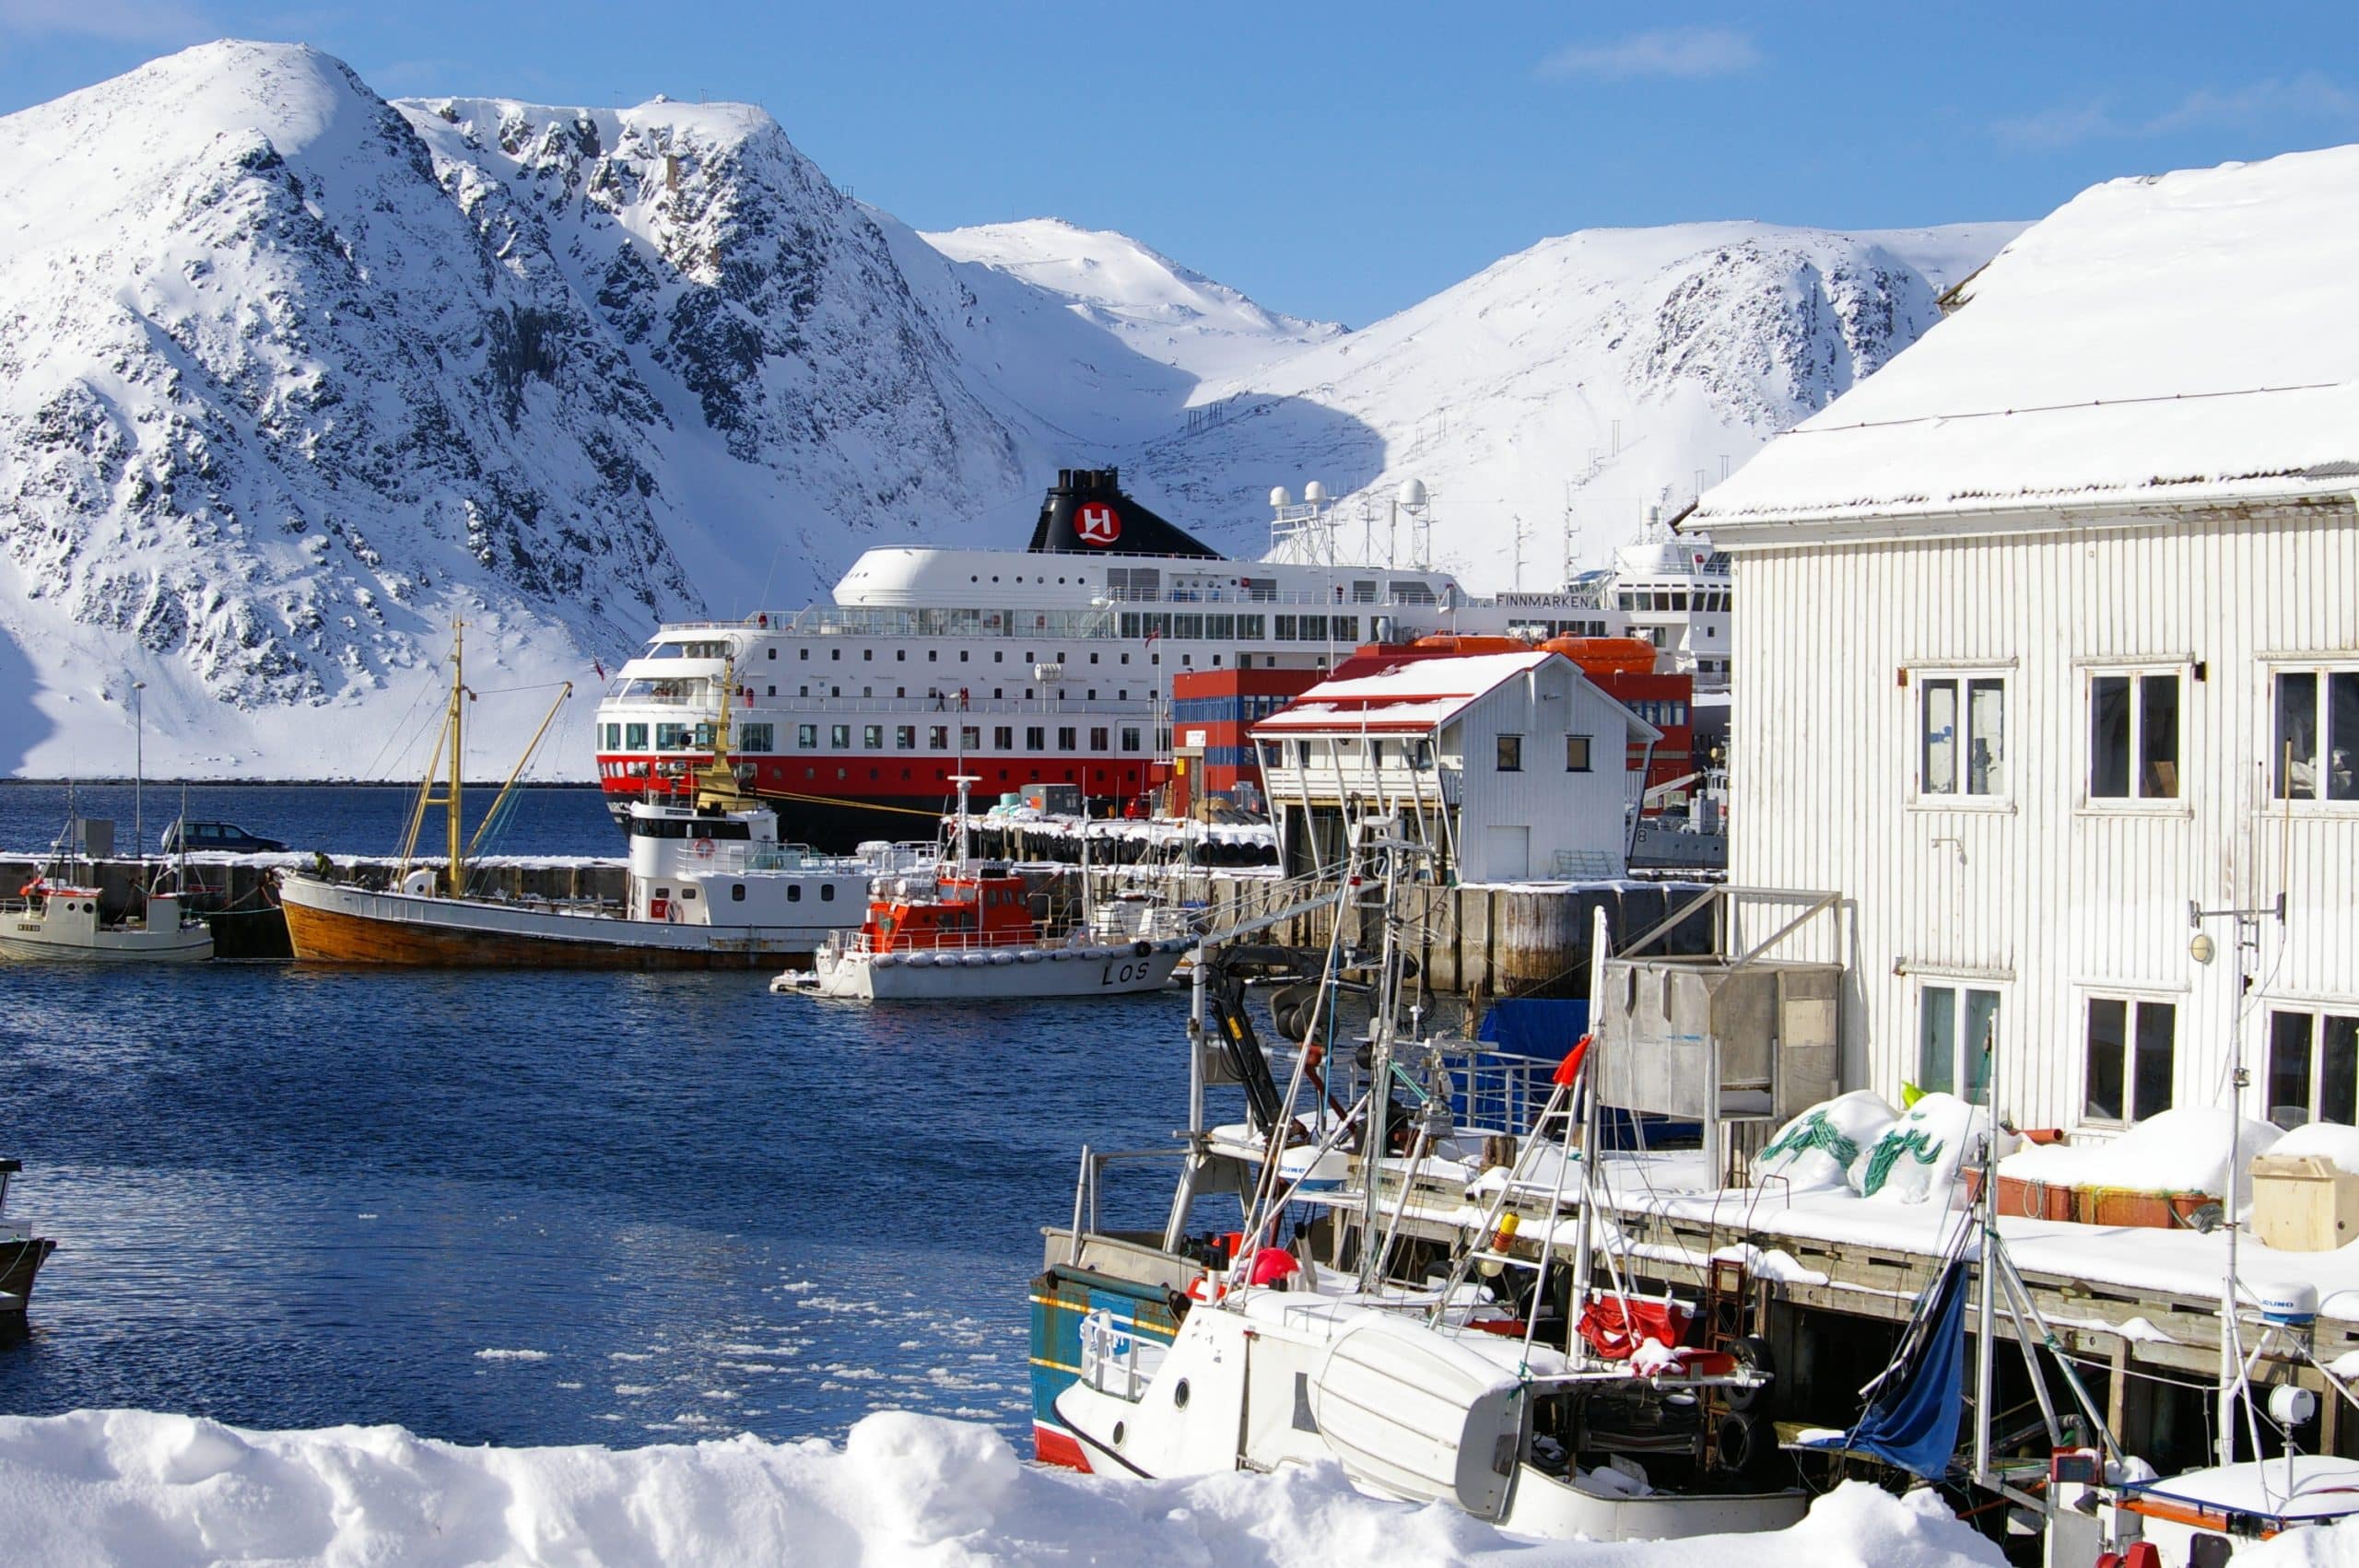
280;621;875;967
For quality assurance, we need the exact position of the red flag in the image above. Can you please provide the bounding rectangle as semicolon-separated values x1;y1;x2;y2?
1553;1033;1593;1086
593;658;607;681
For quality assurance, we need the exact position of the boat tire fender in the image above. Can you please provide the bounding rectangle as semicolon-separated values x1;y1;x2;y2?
1725;1335;1772;1412
1714;1410;1764;1474
1132;940;1153;958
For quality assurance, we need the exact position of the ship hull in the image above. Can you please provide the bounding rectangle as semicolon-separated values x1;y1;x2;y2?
279;877;827;969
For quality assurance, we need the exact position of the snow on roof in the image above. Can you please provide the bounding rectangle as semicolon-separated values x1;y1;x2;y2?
1250;650;1657;738
1693;144;2359;532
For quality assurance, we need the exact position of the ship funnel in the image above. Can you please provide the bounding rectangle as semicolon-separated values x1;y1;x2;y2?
1027;467;1224;559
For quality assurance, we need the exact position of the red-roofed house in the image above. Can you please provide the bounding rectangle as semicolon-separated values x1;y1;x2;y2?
1250;650;1660;882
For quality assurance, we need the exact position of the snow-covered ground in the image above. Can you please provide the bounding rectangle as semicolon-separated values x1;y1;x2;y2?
0;1406;2024;1567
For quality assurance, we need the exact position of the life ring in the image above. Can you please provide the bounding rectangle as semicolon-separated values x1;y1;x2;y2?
694;838;715;859
1132;940;1153;958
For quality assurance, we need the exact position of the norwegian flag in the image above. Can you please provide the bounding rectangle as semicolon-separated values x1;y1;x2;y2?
593;657;607;681
1143;627;1161;647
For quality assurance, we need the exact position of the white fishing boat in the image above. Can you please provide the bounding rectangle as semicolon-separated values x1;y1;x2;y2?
0;804;211;964
1029;820;1807;1541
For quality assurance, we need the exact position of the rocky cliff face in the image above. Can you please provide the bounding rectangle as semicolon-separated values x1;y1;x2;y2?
0;41;1028;770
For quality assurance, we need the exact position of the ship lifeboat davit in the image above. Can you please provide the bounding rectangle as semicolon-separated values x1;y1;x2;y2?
1538;635;1659;677
1410;634;1530;655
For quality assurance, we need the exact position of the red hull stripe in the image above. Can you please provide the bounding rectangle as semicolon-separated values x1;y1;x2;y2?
596;754;1161;803
1032;1423;1091;1472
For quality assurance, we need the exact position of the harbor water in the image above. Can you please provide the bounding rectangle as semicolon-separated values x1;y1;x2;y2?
0;785;1194;1448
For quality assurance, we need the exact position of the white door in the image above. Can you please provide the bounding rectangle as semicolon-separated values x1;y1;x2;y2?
1483;825;1530;881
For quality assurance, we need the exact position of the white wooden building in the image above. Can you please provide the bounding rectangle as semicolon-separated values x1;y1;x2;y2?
1691;146;2359;1137
1251;650;1658;883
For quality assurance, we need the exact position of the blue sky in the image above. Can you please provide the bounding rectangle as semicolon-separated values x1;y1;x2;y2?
4;2;2355;325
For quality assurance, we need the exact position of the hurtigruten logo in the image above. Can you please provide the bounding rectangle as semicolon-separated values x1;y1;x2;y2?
1074;502;1122;545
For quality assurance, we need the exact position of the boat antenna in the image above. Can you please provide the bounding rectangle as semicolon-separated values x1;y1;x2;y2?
949;774;980;865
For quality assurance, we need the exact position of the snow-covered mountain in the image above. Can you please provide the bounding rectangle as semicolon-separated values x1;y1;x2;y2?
0;40;2020;779
1120;221;2025;577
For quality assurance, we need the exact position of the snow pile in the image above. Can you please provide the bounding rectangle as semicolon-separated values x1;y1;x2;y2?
1851;1093;2008;1205
2001;1108;2283;1202
2270;1121;2359;1176
1755;1090;1900;1190
2241;1515;2359;1565
1697;144;2359;527
0;1408;2013;1567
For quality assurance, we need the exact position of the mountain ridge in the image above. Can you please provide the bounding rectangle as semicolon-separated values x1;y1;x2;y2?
0;40;2021;778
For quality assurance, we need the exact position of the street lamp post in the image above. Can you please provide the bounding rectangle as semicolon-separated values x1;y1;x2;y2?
132;680;147;860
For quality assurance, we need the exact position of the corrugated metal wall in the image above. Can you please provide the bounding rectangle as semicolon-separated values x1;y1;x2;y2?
1729;502;2359;1130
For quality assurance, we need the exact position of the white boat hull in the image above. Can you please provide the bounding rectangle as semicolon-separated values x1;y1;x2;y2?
776;939;1188;1000
0;891;212;963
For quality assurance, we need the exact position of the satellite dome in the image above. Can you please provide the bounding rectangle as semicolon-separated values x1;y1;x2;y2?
1399;478;1428;507
1268;486;1293;509
1304;481;1328;505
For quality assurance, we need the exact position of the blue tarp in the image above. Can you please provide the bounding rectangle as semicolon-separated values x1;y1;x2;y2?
1475;999;1590;1059
1841;1256;1969;1480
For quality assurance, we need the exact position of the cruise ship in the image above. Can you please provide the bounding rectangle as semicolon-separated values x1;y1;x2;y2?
592;469;1719;844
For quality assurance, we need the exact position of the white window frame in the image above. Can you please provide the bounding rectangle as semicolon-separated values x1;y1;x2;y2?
2267;659;2359;809
2079;990;2178;1128
1915;981;2002;1106
2262;1002;2359;1129
1909;666;2012;808
2081;662;2189;811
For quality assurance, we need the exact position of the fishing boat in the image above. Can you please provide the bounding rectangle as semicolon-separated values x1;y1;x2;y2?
0;1158;56;1328
771;778;1189;1000
279;623;876;968
0;802;212;963
1028;822;1807;1540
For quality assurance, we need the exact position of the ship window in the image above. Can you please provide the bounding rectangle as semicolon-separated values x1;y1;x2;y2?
626;723;647;750
1089;653;1098;663
830;724;851;748
736;723;774;754
1087;690;1097;701
831;649;839;661
1090;727;1109;750
789;884;801;901
797;725;817;748
680;886;699;901
895;726;916;750
767;685;776;696
993;726;1014;749
1026;726;1045;750
863;649;874;661
800;649;809;661
1121;728;1142;752
863;726;884;748
767;648;776;660
1057;727;1077;751
930;727;949;749
1352;580;1377;603
822;885;836;901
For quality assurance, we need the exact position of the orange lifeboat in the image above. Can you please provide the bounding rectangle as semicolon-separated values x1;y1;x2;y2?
1410;634;1532;655
1538;636;1659;677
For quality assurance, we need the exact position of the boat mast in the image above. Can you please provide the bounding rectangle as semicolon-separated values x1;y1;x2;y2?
446;621;464;895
